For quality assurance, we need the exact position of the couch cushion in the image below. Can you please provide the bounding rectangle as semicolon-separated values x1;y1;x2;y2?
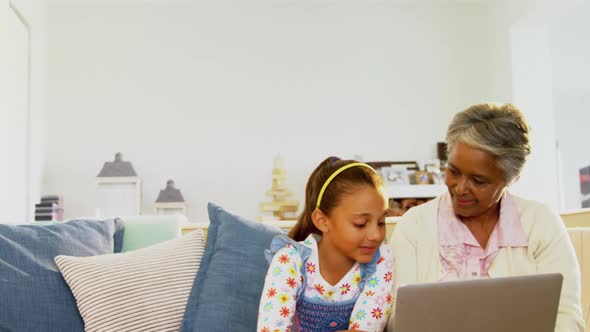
0;218;124;332
568;228;589;301
118;215;184;252
180;203;285;332
56;230;205;332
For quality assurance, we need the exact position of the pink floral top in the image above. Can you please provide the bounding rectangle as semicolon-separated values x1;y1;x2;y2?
437;192;528;281
257;234;394;332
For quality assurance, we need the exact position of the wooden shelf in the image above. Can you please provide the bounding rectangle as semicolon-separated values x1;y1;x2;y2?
387;184;447;199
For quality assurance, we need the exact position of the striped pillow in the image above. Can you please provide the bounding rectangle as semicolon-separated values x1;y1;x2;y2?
55;230;205;332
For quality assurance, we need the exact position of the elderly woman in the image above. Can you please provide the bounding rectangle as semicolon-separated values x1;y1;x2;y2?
387;103;584;331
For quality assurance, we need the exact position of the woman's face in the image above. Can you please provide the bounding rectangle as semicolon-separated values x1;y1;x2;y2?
323;184;388;264
444;142;507;218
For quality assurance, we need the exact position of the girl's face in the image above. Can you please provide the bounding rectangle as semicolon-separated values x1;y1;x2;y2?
322;184;388;265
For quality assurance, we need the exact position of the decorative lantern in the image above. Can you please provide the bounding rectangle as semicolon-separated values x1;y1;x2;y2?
154;179;187;216
96;152;141;217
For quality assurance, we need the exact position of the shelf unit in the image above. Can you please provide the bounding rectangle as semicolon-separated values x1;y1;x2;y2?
387;184;447;199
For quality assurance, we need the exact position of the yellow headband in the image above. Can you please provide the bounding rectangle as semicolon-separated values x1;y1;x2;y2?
316;162;375;209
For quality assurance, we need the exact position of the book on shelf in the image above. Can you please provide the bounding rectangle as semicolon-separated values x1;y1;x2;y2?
34;195;64;222
40;195;61;202
34;214;53;221
35;202;54;208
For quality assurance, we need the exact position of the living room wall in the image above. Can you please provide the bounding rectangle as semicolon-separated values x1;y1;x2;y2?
0;0;47;224
45;1;521;223
550;3;590;210
497;0;590;211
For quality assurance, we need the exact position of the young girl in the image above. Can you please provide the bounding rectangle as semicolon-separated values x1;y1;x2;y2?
257;157;394;332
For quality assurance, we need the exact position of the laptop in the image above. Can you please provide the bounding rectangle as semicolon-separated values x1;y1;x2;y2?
391;273;563;332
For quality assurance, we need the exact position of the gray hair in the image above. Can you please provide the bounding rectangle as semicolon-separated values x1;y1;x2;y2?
446;103;531;183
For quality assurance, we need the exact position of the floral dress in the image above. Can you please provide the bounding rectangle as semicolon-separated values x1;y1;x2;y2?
257;234;394;332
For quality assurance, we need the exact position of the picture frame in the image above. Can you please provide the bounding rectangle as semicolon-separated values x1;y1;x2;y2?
381;166;410;185
367;161;419;171
415;171;431;185
430;171;444;184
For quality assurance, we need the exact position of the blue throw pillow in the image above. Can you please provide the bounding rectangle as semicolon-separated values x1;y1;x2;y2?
0;218;125;332
181;203;285;332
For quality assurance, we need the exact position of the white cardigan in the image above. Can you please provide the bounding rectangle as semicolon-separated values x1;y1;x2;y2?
386;194;585;332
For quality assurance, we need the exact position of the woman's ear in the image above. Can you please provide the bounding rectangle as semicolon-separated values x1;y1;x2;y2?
311;208;329;233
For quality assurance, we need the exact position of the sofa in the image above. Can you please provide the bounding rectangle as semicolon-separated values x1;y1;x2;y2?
561;208;590;330
0;203;286;332
0;214;192;331
1;204;589;332
182;208;590;332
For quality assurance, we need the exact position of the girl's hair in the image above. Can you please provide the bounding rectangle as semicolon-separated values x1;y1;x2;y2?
288;157;385;241
446;103;531;183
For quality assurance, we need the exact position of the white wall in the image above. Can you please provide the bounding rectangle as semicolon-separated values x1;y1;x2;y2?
481;0;590;212
46;1;506;223
0;0;47;223
550;2;590;210
1;2;29;223
508;8;561;211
